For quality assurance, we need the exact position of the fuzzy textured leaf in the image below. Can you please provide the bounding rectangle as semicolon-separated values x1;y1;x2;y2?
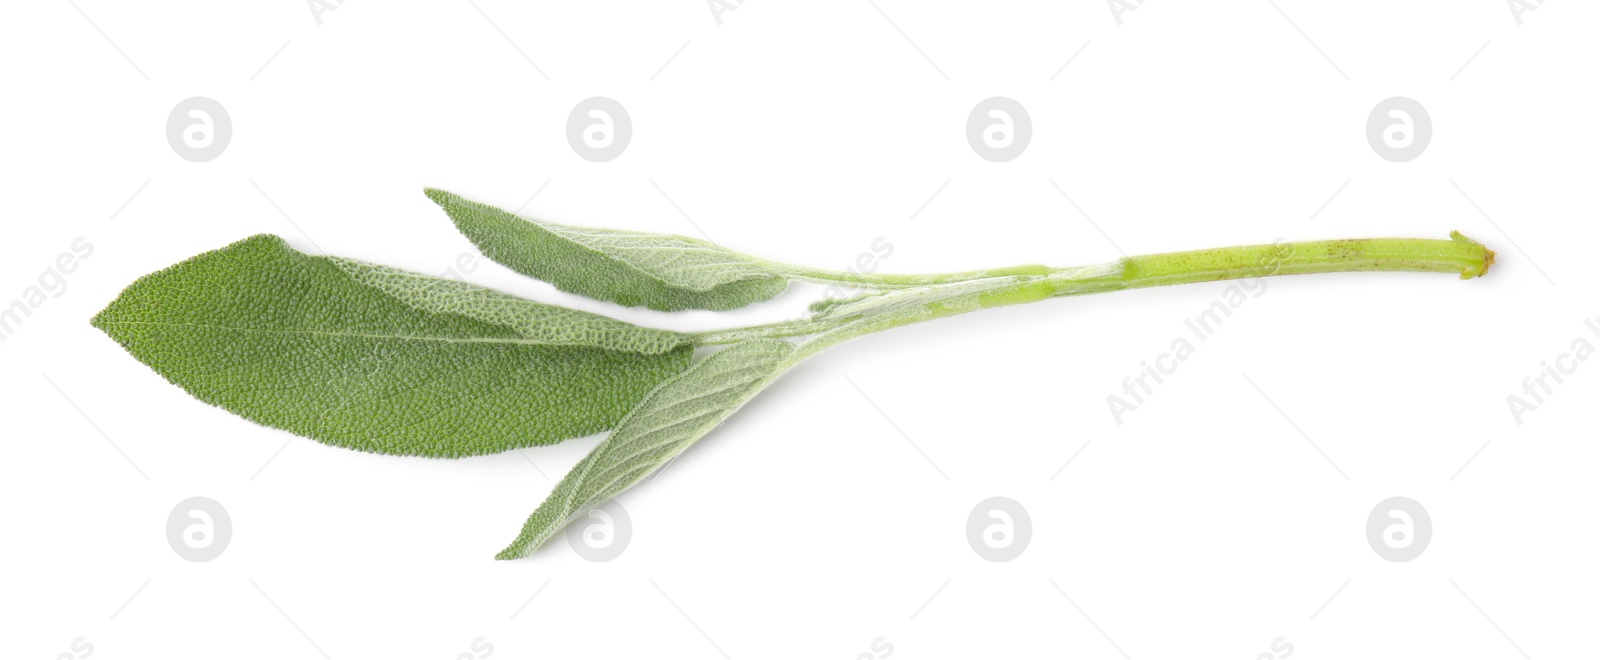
332;258;689;355
428;189;788;311
93;235;693;457
496;339;798;558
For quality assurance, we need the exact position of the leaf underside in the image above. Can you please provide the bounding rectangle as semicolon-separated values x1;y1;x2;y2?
496;338;799;559
427;189;789;312
93;235;693;458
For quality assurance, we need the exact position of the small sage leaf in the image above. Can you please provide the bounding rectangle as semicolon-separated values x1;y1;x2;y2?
496;338;798;559
93;235;693;457
427;188;789;311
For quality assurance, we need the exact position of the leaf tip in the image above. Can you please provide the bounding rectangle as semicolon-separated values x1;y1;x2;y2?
422;187;454;205
494;534;542;561
91;233;289;338
88;311;109;337
422;188;486;239
89;297;111;330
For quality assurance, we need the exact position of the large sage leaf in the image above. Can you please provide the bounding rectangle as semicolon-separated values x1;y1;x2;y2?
427;189;789;311
93;235;693;458
496;338;798;559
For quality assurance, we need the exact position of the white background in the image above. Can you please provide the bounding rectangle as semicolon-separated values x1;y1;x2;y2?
2;1;1596;658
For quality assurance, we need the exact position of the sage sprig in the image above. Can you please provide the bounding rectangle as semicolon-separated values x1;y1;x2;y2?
94;190;1495;558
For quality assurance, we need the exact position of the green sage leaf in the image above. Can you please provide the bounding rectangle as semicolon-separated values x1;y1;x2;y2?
93;234;694;458
427;188;789;311
496;338;798;559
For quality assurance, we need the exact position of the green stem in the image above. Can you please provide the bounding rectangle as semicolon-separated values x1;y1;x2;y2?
775;232;1491;293
1084;231;1495;294
699;233;1495;348
778;263;1053;288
